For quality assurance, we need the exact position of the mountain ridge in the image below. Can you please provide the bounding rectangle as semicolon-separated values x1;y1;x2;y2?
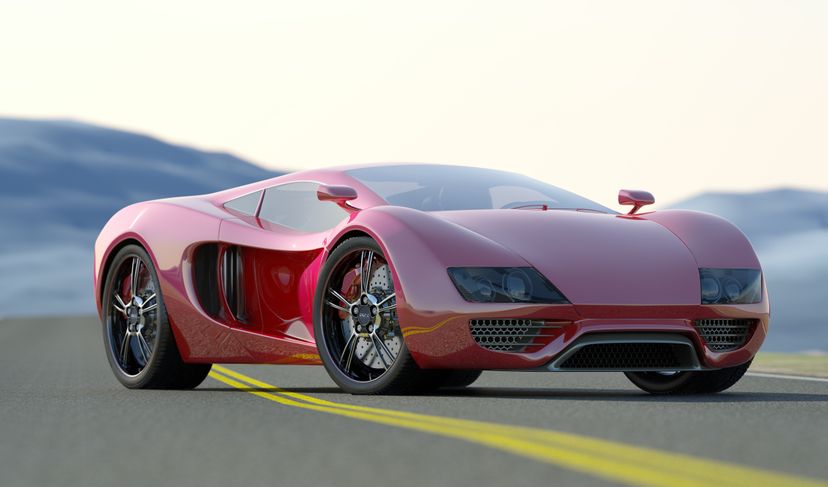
0;117;282;250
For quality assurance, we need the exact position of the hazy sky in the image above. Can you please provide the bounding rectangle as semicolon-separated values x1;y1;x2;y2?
2;0;827;208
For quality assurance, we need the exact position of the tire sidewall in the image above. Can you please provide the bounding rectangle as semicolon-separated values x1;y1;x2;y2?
624;371;697;394
313;237;413;394
102;244;172;389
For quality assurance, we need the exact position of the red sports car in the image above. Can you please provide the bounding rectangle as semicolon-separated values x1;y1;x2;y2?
94;164;768;394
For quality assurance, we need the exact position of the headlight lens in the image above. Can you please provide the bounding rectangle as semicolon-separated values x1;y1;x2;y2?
447;267;569;304
699;268;762;304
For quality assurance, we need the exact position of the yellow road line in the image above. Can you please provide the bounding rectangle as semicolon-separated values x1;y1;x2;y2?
208;365;824;487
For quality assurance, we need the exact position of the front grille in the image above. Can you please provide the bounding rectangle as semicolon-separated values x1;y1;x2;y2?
470;319;563;352
559;343;683;369
694;319;755;352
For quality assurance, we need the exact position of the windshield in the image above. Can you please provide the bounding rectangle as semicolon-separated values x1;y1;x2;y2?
347;165;615;213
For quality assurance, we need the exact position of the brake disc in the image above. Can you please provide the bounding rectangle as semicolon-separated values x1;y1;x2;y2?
354;264;401;368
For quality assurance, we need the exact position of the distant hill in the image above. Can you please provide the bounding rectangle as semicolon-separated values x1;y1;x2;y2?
0;118;280;250
0;118;282;316
670;190;828;352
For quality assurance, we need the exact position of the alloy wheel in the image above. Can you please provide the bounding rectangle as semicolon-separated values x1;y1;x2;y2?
106;255;160;376
321;248;401;382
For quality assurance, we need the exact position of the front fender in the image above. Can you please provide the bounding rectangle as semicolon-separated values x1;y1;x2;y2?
325;206;529;311
644;209;770;341
324;206;532;365
643;210;761;269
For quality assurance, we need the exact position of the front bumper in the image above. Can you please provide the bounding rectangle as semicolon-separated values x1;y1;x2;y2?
399;296;769;371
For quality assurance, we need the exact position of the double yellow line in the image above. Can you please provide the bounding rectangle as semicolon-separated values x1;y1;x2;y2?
209;365;825;487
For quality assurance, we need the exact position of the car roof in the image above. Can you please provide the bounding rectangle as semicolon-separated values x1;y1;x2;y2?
204;164;419;207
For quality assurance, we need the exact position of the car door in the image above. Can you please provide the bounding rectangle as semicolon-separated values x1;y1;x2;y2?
218;181;350;341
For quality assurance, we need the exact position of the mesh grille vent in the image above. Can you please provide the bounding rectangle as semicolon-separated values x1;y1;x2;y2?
694;319;755;352
559;343;682;369
469;319;561;352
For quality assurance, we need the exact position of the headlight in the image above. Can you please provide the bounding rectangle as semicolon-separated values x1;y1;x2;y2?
447;267;569;304
699;268;762;304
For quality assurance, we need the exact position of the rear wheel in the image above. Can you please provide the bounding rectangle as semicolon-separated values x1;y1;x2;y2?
624;361;751;395
314;237;436;395
102;244;211;389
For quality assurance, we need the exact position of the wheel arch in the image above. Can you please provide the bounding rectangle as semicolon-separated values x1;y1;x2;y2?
96;234;196;358
96;234;161;316
327;229;373;255
321;219;412;315
98;238;141;307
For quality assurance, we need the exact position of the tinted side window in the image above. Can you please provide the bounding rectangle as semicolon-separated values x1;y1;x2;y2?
258;182;348;233
224;190;262;216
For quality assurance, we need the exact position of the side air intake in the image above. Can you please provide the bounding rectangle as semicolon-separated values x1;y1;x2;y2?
694;319;755;352
193;244;221;319
222;246;247;322
470;319;565;353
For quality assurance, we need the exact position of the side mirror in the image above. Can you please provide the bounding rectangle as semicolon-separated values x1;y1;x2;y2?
317;184;358;210
618;189;655;215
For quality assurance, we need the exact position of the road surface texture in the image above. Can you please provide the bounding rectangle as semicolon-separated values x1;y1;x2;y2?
1;316;826;487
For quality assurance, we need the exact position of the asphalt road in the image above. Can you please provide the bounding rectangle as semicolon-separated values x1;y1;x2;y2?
1;316;826;487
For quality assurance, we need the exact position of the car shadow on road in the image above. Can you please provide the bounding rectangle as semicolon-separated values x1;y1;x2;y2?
426;388;828;403
197;386;828;403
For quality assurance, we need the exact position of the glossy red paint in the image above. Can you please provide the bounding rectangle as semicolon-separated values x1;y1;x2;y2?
94;164;769;371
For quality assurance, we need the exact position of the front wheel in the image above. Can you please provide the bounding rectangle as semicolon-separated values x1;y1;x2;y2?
624;361;752;395
314;237;436;395
102;244;212;389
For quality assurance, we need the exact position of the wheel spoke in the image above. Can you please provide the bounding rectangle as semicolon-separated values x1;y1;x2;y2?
119;332;132;366
130;257;142;299
140;303;158;314
371;335;390;370
358;251;365;293
329;289;352;307
113;293;128;316
378;303;396;313
338;333;356;364
136;332;152;363
343;335;358;373
375;334;396;362
377;293;395;307
325;300;349;312
362;250;374;294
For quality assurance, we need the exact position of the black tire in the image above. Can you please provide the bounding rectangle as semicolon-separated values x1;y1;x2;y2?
102;244;211;389
314;237;435;395
624;360;752;395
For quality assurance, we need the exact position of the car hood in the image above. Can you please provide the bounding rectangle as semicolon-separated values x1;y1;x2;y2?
436;209;701;305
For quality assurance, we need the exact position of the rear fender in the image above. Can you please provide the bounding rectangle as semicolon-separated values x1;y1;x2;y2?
94;201;255;361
